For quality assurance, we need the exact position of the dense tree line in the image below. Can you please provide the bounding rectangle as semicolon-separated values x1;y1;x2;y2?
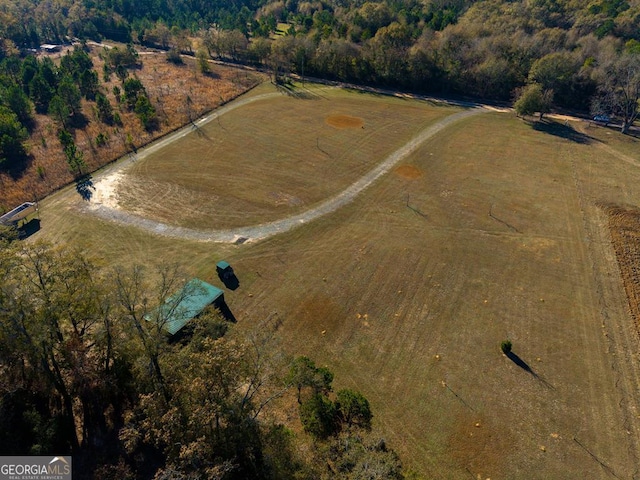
1;0;639;123
0;43;159;176
0;239;401;479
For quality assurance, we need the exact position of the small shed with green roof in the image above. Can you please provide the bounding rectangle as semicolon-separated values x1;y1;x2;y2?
145;278;224;336
216;261;234;280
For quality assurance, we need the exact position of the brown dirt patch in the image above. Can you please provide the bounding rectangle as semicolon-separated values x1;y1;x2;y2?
325;114;364;129
394;165;423;179
604;204;640;336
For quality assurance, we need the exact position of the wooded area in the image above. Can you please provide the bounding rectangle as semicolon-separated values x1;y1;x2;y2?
1;0;639;208
0;40;262;210
1;0;639;109
0;239;399;479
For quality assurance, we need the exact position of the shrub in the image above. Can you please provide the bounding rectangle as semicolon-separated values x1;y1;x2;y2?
166;48;183;65
500;340;512;355
95;93;114;124
134;95;158;131
95;132;109;147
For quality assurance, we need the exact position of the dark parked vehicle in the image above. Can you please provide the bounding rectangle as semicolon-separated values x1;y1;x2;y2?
593;114;611;125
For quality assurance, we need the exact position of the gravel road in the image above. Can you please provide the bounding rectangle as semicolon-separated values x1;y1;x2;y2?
81;92;485;243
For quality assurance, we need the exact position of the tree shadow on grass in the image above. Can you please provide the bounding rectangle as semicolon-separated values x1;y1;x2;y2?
217;271;240;291
201;69;220;79
532;120;596;144
67;112;89;130
75;174;95;201
276;82;322;100
191;122;214;142
506;351;554;389
628;128;640;140
215;297;237;323
591;121;640;139
18;218;40;239
611;124;640;140
506;350;532;372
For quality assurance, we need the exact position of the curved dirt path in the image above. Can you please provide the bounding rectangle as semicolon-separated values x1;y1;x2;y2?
83;95;484;243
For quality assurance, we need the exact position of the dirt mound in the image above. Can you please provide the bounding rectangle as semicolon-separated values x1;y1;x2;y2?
394;165;423;179
326;114;364;129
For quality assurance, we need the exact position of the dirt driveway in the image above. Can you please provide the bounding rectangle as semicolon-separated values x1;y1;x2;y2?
77;93;486;243
81;93;484;243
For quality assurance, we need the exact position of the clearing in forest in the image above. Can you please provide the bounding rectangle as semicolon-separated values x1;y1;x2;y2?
32;82;640;480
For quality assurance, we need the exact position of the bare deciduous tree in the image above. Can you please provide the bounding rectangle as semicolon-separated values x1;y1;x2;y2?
592;52;640;134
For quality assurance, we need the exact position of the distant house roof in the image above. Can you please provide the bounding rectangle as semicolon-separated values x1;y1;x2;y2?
145;278;223;335
40;44;61;52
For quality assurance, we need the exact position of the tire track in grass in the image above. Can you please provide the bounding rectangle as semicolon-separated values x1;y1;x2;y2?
84;107;485;243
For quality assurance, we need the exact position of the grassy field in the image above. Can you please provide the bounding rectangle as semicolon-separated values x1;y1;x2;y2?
114;82;458;229
30;82;640;479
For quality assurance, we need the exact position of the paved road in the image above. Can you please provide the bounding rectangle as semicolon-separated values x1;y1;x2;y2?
83;95;484;243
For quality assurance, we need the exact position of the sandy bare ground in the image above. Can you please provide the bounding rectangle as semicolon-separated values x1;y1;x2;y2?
82;92;484;243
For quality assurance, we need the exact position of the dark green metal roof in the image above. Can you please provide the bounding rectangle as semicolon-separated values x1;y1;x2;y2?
145;278;223;336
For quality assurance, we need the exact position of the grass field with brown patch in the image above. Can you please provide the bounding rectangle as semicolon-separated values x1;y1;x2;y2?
30;82;640;479
113;83;455;229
